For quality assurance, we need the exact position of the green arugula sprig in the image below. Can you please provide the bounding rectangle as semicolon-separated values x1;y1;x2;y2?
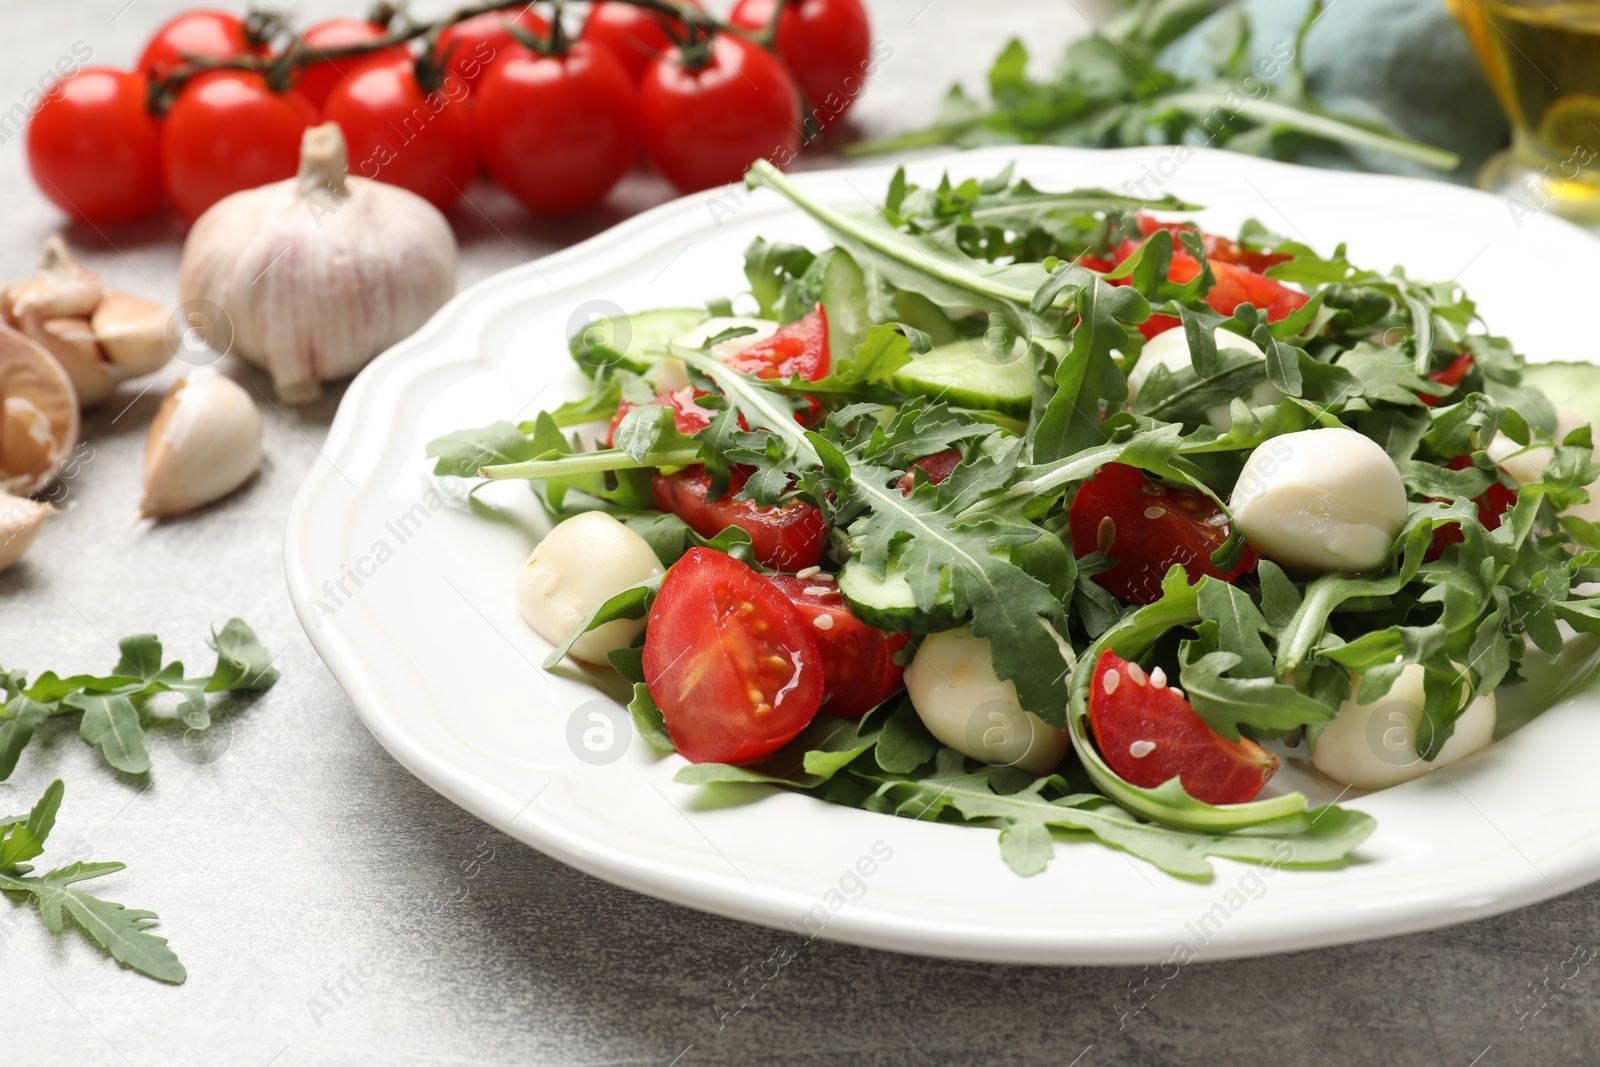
0;619;279;779
1;780;185;983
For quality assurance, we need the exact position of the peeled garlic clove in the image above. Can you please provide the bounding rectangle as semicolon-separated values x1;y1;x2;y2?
140;372;263;519
0;492;56;572
22;314;114;407
92;291;173;377
0;323;79;494
6;236;102;322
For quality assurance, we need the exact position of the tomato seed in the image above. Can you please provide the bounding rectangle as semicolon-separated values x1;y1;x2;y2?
1143;506;1166;520
1141;482;1167;496
1096;515;1116;553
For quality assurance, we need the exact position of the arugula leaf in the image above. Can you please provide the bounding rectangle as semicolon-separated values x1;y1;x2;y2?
0;780;185;983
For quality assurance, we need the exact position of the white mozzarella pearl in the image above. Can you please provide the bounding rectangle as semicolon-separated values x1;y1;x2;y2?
1126;327;1280;430
1485;407;1600;524
904;628;1070;775
1230;427;1409;574
517;512;664;664
1311;663;1496;790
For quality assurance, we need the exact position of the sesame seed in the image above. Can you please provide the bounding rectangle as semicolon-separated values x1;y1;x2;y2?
1096;516;1116;554
1171;688;1183;700
1150;666;1167;688
1010;480;1036;494
1126;662;1146;686
795;566;822;579
803;585;838;598
1129;740;1157;758
1144;506;1166;520
812;615;834;630
1103;669;1120;694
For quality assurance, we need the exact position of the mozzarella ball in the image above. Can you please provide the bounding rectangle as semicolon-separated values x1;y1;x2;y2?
517;512;664;663
1127;327;1281;430
1231;427;1409;574
1484;407;1600;525
904;628;1070;775
1311;663;1496;790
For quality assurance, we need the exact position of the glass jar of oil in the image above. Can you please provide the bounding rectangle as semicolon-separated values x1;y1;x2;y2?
1446;0;1600;224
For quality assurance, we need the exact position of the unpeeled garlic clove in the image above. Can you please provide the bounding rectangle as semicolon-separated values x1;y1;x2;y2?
21;313;113;406
92;291;172;377
0;323;79;494
6;236;102;322
140;372;263;519
0;491;56;572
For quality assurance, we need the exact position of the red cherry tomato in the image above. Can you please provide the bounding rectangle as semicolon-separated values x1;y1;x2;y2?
27;69;164;225
725;304;829;380
473;40;637;215
1420;353;1474;407
896;449;961;494
644;548;824;763
1109;234;1309;340
137;9;266;80
160;71;317;222
584;0;701;82
323;57;479;211
1425;455;1518;560
1089;650;1278;805
652;466;828;571
767;575;908;718
1135;216;1292;275
434;8;550;89
640;33;801;193
297;19;411;110
730;0;872;129
1068;463;1256;605
605;387;718;446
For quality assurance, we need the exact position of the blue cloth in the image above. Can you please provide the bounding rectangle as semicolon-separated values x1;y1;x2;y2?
1161;0;1508;182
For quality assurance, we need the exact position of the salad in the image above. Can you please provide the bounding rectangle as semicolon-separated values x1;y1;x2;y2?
428;160;1600;880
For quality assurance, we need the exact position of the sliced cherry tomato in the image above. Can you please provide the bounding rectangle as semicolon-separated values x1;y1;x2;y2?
896;449;961;494
1068;463;1256;605
729;0;872;129
434;8;550;88
768;576;908;718
604;387;718;446
137;9;266;81
27;69;164;225
725;304;829;381
1425;455;1518;560
644;548;824;763
652;467;828;571
1135;215;1292;275
160;71;317;222
584;0;702;82
1109;235;1308;339
323;56;479;211
1420;353;1474;407
297;19;412;110
473;39;637;215
640;32;801;193
1089;649;1278;805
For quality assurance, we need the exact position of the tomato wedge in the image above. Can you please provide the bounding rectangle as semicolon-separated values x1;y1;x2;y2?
652;467;828;570
1108;234;1309;340
1134;215;1292;275
1068;463;1256;605
1088;650;1278;805
725;304;829;381
605;387;718;446
768;576;909;718
1425;455;1518;560
644;548;824;763
896;449;961;494
1420;353;1473;407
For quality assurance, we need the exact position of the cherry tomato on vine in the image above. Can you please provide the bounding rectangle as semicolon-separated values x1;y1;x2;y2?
434;8;549;89
639;33;801;193
27;69;164;225
583;0;701;82
137;9;267;80
160;71;316;222
473;39;636;216
643;548;824;764
730;0;872;130
323;56;479;212
297;18;411;110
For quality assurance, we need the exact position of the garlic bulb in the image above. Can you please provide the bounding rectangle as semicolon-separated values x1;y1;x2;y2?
0;324;79;494
2;236;172;407
178;123;457;404
0;492;56;572
140;372;263;519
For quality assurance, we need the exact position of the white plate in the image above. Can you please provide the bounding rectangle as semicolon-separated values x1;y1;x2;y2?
286;146;1600;965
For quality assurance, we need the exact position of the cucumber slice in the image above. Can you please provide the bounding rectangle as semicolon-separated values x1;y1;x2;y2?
821;250;870;365
892;290;960;347
837;556;958;634
1523;361;1600;430
890;336;1035;417
568;307;709;376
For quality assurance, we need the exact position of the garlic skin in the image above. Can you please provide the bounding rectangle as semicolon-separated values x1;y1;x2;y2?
178;123;457;404
0;324;79;494
0;492;56;572
4;236;102;321
140;372;263;519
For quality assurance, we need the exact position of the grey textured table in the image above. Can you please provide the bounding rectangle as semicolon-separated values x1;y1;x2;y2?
4;2;1597;1065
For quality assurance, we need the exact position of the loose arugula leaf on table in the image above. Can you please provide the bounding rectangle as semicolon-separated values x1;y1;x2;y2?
0;780;185;983
0;620;278;780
